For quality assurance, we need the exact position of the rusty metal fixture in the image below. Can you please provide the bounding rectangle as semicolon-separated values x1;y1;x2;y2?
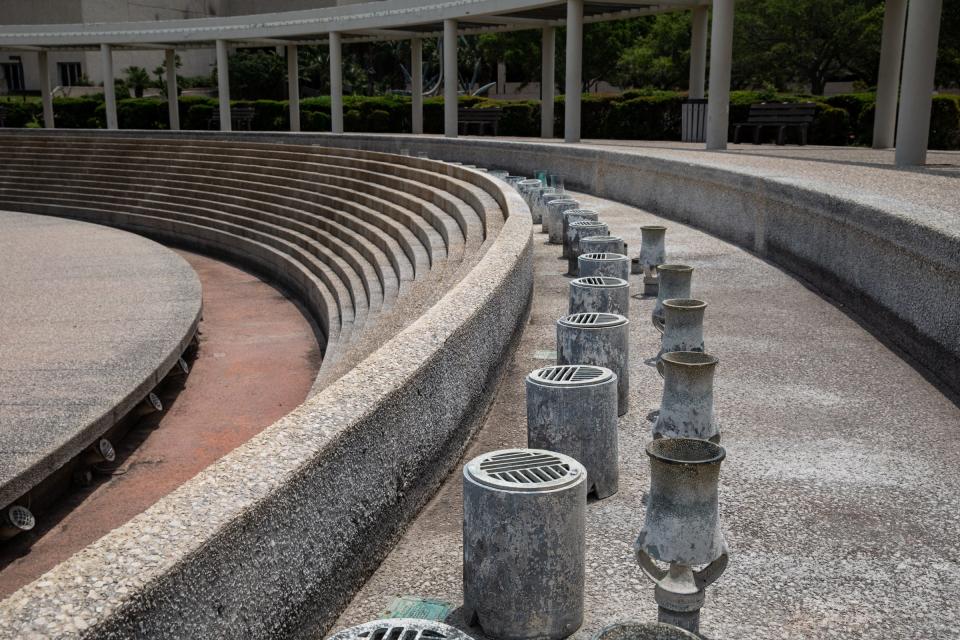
657;299;707;371
0;504;35;541
634;438;728;637
539;192;568;234
581;235;626;256
463;449;586;640
567;220;609;275
328;619;475;640
578;252;631;281
593;621;699;640
557;312;630;416
526;365;619;499
634;225;667;295
569;276;630;316
654;352;720;442
562;208;599;258
652;265;694;332
547;199;580;244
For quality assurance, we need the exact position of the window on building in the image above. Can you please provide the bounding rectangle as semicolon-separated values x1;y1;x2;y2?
1;59;25;92
57;62;83;87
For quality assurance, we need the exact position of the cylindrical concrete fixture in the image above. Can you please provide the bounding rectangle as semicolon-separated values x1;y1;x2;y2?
659;298;706;361
635;438;728;636
564;0;584;143
652;264;693;332
489;170;509;181
444;18;459;138
329;31;344;133
557;312;630;415
463;449;586;640
330;619;475;640
518;179;545;223
594;622;699;640
540;192;567;234
506;175;525;188
562;208;599;259
100;44;118;130
705;0;735;150
654;351;720;442
567;220;608;275
894;0;943;166
286;45;300;132
873;0;907;149
569;276;629;316
526;364;619;499
215;40;231;131
37;51;54;129
578;252;630;281
525;185;550;225
547;199;580;244
541;26;556;138
581;235;625;256
165;49;180;131
635;225;667;295
411;37;424;134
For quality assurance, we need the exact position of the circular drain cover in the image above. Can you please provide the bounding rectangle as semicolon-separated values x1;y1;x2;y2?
465;449;583;492
98;438;116;463
581;252;627;261
327;619;474;640
7;505;35;531
528;364;614;387
558;312;628;328
572;276;628;288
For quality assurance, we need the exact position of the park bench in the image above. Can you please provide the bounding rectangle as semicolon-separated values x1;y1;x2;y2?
733;102;816;145
458;107;504;136
208;106;255;131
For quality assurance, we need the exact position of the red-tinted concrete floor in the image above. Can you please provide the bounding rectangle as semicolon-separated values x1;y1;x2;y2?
0;250;321;597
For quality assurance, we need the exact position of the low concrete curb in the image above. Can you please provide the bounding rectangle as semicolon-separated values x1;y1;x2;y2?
0;133;533;639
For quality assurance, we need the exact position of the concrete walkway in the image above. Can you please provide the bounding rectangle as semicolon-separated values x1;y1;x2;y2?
331;189;960;639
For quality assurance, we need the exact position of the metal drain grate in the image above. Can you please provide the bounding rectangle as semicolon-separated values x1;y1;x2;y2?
560;312;627;328
7;505;35;531
581;252;624;260
328;619;473;640
98;439;116;463
573;276;627;287
529;364;613;386
466;449;582;492
570;220;602;227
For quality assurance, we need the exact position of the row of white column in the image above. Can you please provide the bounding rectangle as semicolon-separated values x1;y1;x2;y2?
31;0;942;165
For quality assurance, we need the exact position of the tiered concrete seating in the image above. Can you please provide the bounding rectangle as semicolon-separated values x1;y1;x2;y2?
0;135;503;377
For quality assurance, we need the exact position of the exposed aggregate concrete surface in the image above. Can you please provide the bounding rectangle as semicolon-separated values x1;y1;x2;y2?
335;190;960;640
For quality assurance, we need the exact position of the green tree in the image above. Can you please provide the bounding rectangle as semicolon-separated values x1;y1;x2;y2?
227;49;287;100
732;0;884;94
614;12;692;91
937;0;960;88
123;66;151;98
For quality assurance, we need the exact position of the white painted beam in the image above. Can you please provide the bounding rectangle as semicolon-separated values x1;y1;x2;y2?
444;18;458;138
165;49;180;131
287;44;301;132
564;0;583;143
330;31;344;133
216;39;231;131
705;0;734;150
873;0;907;149
689;5;708;99
895;0;943;166
38;51;54;129
100;44;118;130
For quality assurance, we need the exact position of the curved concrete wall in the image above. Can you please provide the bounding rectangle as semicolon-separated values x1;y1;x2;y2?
307;134;960;400
0;134;533;639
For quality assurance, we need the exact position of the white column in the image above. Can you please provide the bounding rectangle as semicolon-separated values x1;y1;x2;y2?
411;37;423;134
706;0;735;150
38;51;54;129
216;39;231;132
564;0;584;143
330;31;344;134
873;0;907;149
541;26;556;138
165;49;180;131
443;18;458;138
895;0;943;166
287;44;300;132
689;5;709;99
100;44;118;130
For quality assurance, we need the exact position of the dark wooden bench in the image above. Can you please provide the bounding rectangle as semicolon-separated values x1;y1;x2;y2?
208;106;255;131
458;107;503;136
733;102;816;145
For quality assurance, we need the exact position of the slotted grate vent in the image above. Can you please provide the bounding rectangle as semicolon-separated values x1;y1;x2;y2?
479;451;570;484
570;220;603;228
329;619;473;640
529;364;613;386
98;438;116;463
582;252;626;261
7;505;34;531
573;276;627;288
560;312;627;328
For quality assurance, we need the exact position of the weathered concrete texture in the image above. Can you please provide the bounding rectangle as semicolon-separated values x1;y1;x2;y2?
333;190;960;640
0;210;202;510
0;138;532;640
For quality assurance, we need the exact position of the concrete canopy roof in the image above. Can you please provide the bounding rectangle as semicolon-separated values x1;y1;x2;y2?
0;0;707;50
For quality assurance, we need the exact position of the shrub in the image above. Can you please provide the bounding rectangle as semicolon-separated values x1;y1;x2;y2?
184;103;215;130
118;98;168;129
52;97;103;128
929;95;960;150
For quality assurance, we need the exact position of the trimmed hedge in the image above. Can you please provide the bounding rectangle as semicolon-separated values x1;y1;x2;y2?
3;92;959;150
